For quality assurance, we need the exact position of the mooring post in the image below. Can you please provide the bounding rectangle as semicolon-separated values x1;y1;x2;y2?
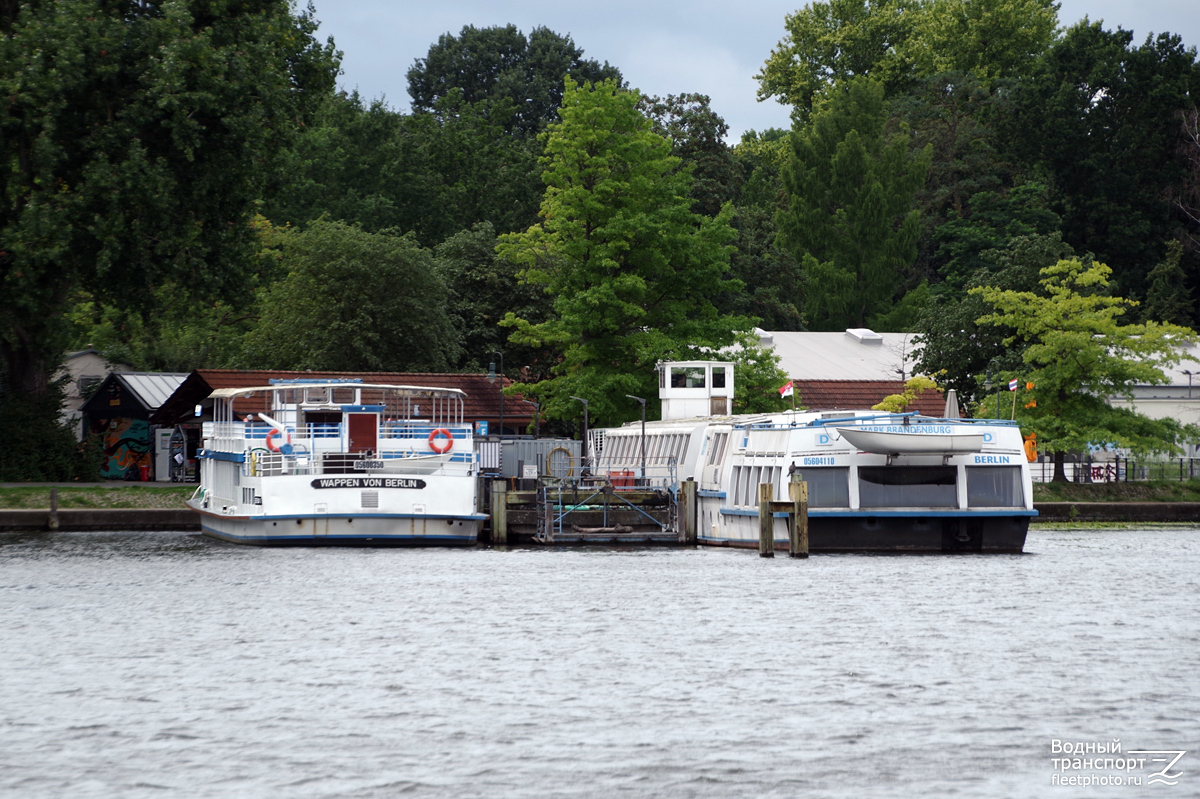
789;480;809;558
544;497;555;542
758;482;774;558
681;479;697;546
491;480;507;546
48;487;59;532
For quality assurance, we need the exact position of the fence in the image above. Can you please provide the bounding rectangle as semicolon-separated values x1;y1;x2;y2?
1031;456;1200;483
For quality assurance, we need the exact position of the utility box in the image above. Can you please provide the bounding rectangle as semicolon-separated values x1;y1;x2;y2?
658;361;735;420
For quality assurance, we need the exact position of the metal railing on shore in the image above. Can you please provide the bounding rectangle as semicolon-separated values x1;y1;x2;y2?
1031;457;1200;483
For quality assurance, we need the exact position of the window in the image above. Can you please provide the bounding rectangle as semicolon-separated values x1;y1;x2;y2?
790;468;850;508
711;366;726;388
670;366;706;389
858;466;957;508
967;466;1024;508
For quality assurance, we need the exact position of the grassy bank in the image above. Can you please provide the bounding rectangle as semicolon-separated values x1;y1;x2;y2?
0;485;194;509
1031;480;1200;503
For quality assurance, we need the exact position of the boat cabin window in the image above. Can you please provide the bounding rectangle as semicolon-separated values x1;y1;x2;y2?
706;432;729;466
966;466;1025;507
670;366;706;389
303;411;342;439
791;467;850;508
711;366;726;388
858;466;957;508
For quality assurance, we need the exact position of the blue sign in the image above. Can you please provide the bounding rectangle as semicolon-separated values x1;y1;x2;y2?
475;420;489;436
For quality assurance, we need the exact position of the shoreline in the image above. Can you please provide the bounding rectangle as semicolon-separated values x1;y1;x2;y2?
2;502;1199;532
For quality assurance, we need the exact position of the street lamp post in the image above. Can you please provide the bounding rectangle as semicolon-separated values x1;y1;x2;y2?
570;396;589;471
625;394;646;482
487;352;504;437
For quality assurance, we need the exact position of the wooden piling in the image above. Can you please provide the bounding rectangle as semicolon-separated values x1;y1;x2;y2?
48;487;59;532
789;480;809;558
681;479;697;546
758;482;774;558
490;480;507;546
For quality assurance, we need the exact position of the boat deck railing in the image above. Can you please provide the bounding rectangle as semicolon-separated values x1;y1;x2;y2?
203;421;476;478
244;450;475;478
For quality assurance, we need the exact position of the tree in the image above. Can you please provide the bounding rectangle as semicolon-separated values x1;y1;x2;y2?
261;89;544;247
723;130;805;330
1143;241;1195;325
0;0;338;475
497;79;753;427
872;375;940;412
904;0;1058;82
973;258;1198;481
778;77;931;330
1002;22;1200;300
242;220;459;372
407;24;621;137
757;0;917;121
756;0;1058;122
433;222;551;372
914;233;1073;403
639;93;739;217
731;335;796;415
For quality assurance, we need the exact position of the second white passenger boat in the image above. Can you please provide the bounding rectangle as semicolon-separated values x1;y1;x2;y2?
590;362;1036;553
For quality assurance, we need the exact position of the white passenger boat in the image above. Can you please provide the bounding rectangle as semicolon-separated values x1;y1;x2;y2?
187;380;484;546
591;363;1035;553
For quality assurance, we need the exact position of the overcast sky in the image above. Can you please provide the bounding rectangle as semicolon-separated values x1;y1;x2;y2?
310;1;1200;142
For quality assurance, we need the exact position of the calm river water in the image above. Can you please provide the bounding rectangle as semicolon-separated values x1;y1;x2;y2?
2;529;1198;798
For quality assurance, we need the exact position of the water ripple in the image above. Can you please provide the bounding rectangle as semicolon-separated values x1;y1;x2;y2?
2;529;1199;798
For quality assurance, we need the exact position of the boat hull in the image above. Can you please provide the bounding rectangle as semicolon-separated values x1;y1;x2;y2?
699;513;1030;553
191;502;483;547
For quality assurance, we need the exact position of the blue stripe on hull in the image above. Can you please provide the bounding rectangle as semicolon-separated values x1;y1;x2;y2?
201;523;477;547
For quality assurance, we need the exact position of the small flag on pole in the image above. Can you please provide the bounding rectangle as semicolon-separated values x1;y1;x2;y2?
1008;378;1019;391
779;380;794;398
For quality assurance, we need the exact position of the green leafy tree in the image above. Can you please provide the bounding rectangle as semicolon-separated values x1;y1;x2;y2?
731;335;795;414
407;24;621;136
757;0;1057;122
973;257;1199;481
1142;241;1195;325
639;93;740;217
914;233;1073;402
872;375;940;412
497;79;753;427
778;77;931;330
0;0;338;477
1002;22;1200;300
904;0;1058;82
242;220;459;371
757;0;917;121
434;222;551;372
262;89;543;247
723;130;805;329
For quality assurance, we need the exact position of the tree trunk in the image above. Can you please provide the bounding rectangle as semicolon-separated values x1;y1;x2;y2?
1051;450;1068;482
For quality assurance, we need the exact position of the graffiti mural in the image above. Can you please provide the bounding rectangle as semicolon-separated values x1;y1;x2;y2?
93;417;151;480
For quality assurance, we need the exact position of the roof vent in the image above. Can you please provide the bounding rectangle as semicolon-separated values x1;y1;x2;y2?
845;328;884;344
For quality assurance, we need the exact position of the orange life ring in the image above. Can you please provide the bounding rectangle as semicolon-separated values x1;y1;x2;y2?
266;428;291;452
428;428;454;454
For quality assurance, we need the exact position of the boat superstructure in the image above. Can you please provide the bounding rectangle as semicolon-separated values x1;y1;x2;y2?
188;380;484;545
592;407;1035;553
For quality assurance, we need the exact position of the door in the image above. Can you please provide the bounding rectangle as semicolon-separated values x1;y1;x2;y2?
347;413;378;453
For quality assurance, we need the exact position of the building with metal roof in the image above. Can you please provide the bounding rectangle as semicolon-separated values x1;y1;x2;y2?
79;372;189;480
758;329;942;414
